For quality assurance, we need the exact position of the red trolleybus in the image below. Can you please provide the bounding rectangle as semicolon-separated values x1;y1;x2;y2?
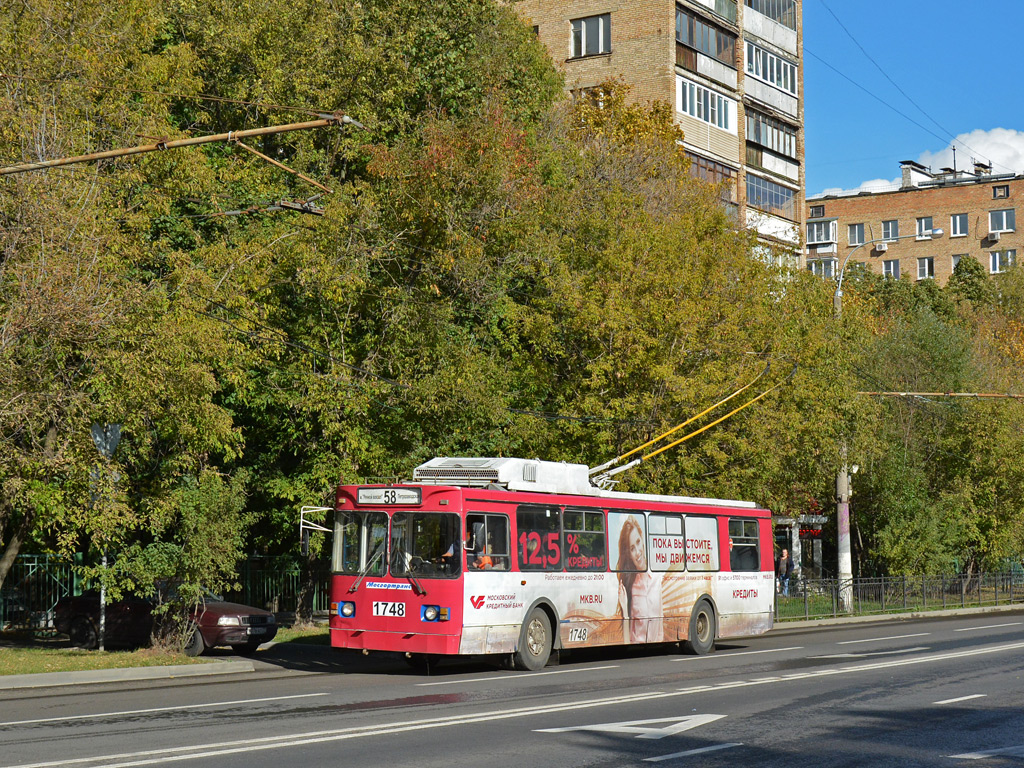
324;457;774;670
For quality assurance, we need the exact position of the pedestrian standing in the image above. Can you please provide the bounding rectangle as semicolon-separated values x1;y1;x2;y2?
776;548;794;597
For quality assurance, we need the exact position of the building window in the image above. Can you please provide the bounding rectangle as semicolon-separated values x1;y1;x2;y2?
686;151;737;202
848;223;864;246
677;75;735;132
747;173;795;219
571;14;611;58
676;8;736;66
990;208;1016;233
883;259;899;278
994;184;1010;199
807;220;837;244
991;249;1016;274
952;254;965;271
745;41;798;96
747;109;798;160
808;204;824;219
917;257;934;280
916;216;934;239
950;213;968;237
744;0;796;30
807;259;836;279
882;219;899;240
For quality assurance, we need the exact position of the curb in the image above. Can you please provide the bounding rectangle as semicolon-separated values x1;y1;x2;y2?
0;660;255;691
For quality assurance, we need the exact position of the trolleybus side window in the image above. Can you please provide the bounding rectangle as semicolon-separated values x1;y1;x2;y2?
390;512;462;578
563;507;606;570
608;511;647;572
683;515;719;571
465;514;510;571
516;505;562;570
647;513;686;571
728;518;759;571
333;511;388;575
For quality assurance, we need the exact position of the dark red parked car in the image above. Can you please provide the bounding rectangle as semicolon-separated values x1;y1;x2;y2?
54;591;277;656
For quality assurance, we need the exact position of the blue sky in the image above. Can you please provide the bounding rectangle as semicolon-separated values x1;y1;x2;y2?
804;0;1024;197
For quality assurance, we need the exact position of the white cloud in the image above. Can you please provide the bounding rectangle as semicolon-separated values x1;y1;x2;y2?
814;177;900;198
811;128;1024;198
918;128;1024;176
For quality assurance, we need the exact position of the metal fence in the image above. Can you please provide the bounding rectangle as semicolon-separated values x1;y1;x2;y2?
5;555;1023;632
775;572;1024;622
226;558;331;615
0;555;79;630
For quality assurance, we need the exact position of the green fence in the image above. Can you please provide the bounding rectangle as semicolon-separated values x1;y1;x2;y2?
0;554;79;630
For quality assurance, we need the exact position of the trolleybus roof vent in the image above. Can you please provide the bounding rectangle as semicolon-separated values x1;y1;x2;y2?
414;457;595;495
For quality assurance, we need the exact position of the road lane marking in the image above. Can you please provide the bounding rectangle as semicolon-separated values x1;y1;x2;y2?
645;743;742;761
954;622;1022;632
837;633;930;645
416;665;618;686
951;744;1024;759
673;646;803;660
0;694;329;727
811;646;930;659
934;694;987;705
538;714;725;739
9;641;1024;768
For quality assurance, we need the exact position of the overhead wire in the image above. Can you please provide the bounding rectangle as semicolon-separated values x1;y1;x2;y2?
812;1;1017;176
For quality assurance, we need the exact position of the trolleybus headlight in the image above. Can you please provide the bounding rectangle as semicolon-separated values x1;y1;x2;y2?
339;601;356;618
422;605;439;622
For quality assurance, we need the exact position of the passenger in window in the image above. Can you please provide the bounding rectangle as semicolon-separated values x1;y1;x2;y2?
615;515;664;643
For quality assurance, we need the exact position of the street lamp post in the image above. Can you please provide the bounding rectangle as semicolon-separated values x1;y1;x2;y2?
831;229;942;611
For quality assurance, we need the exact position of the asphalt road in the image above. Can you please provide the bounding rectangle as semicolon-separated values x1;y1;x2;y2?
3;610;1024;768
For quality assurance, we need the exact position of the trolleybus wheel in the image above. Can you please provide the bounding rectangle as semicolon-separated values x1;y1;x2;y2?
683;599;716;656
514;607;552;671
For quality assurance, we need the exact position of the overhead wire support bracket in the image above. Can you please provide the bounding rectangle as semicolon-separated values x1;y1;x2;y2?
0;111;366;177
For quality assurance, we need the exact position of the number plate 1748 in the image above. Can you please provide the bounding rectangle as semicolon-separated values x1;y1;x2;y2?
372;601;406;617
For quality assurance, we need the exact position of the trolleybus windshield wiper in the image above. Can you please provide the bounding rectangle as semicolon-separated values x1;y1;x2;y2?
392;540;426;595
348;542;386;593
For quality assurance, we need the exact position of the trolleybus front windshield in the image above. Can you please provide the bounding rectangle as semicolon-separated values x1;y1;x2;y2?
333;511;388;575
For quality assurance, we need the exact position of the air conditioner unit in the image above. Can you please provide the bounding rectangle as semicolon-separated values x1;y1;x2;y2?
875;242;888;252
989;230;1002;242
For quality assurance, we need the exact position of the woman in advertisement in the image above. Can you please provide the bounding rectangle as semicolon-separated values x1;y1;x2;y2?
615;515;664;643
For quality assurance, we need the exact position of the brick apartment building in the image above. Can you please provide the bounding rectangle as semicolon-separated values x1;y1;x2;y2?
512;0;806;262
805;161;1022;286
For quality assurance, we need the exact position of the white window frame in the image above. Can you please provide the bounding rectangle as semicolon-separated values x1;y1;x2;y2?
990;249;1016;274
676;75;736;133
882;259;899;279
848;223;864;246
950;213;968;238
745;41;798;95
916;216;933;239
882;219;899;241
807;220;837;245
917;256;934;280
571;14;611;58
952;254;964;271
990;208;1016;234
808;259;836;279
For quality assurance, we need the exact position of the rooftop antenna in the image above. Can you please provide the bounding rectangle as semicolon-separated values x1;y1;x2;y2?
589;362;796;489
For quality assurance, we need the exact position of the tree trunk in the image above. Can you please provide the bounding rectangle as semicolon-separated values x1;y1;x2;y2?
0;512;31;592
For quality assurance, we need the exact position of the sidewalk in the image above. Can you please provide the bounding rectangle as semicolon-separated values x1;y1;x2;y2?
774;601;1024;631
